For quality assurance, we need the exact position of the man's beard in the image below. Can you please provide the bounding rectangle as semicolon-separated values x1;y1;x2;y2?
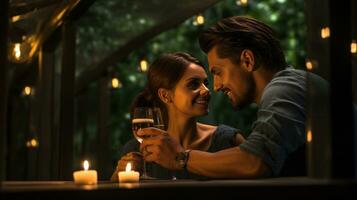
231;75;255;111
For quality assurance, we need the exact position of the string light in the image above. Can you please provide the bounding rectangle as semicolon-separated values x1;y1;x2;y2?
111;77;122;89
196;14;205;25
236;0;248;6
14;43;21;60
11;15;21;22
307;130;312;143
351;40;357;54
26;138;39;148
140;59;148;72
23;86;32;96
305;61;313;71
321;27;330;39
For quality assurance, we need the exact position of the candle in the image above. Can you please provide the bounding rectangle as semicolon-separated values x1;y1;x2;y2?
73;160;98;184
118;163;140;183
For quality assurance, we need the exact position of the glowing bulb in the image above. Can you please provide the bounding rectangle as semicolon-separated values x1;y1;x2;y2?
83;160;89;171
14;43;21;60
126;162;132;172
11;15;20;22
196;14;205;25
236;0;248;6
111;78;121;88
23;86;32;96
351;41;357;54
26;138;39;148
140;59;148;72
305;61;313;71
321;27;330;39
307;130;312;143
31;139;38;147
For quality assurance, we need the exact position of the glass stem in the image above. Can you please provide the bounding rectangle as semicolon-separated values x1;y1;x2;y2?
143;160;147;177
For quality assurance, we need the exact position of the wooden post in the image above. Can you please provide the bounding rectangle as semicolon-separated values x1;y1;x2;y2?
352;0;357;177
306;0;355;179
37;37;56;180
0;0;9;183
97;75;111;179
329;0;355;178
59;20;76;180
305;0;331;179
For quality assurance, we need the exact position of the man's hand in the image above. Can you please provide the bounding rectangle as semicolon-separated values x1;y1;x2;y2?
138;127;185;170
110;152;143;181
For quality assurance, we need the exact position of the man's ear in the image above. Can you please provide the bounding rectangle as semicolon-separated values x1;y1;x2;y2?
240;49;255;72
158;88;172;104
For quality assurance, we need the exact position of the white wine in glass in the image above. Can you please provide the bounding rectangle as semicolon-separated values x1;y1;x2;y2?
132;118;154;143
131;107;154;179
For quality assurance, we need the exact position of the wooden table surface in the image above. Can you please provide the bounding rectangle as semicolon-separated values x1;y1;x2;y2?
1;177;356;199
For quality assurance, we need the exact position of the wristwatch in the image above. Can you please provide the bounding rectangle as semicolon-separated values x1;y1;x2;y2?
175;149;191;170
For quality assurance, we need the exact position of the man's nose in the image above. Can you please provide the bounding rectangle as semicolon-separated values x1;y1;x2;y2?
213;76;222;92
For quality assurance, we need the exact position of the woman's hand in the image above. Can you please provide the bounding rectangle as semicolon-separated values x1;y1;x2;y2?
110;152;143;182
138;127;184;171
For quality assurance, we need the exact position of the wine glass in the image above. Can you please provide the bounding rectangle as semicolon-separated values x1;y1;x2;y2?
132;107;154;179
152;107;165;130
152;107;177;180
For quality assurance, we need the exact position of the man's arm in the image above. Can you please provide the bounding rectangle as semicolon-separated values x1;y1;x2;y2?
187;147;271;178
140;128;271;179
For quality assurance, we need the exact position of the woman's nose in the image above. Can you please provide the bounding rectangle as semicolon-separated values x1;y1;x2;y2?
200;83;210;96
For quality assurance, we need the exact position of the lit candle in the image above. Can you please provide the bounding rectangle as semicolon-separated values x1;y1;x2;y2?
118;163;140;183
73;160;98;184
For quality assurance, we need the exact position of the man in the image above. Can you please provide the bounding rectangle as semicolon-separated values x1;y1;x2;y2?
139;16;318;178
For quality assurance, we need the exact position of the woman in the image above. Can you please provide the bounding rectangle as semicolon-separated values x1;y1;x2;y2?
111;52;244;181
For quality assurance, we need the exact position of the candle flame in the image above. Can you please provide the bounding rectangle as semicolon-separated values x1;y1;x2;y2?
83;160;89;171
125;163;132;172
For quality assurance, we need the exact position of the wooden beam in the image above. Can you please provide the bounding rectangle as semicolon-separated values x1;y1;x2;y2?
0;0;9;183
75;0;222;94
9;0;61;17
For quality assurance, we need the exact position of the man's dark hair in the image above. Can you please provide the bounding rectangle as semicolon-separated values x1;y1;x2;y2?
199;16;287;70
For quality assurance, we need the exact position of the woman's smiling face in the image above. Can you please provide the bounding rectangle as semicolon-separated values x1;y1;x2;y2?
169;63;211;117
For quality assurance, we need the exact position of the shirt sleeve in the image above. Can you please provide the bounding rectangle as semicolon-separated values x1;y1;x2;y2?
208;124;240;152
239;75;306;176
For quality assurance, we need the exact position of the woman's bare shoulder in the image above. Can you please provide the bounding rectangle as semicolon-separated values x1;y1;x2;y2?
197;122;217;134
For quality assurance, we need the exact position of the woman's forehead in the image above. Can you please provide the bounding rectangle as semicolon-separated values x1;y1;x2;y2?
181;63;207;79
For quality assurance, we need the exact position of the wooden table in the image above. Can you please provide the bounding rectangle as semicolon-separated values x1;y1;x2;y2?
1;177;356;199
